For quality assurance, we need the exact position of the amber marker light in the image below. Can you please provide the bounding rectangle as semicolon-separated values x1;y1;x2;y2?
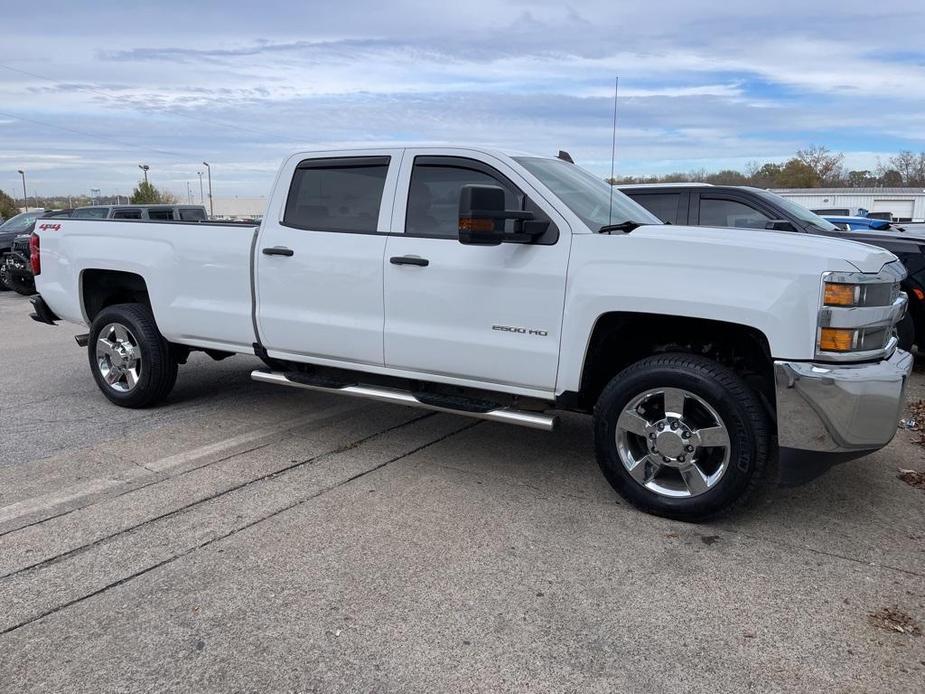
823;282;859;307
819;327;858;352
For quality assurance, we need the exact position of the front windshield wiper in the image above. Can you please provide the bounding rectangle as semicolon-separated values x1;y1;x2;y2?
598;220;650;234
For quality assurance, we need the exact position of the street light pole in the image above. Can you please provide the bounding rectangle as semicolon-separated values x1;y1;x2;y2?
197;171;204;205
17;169;27;210
202;162;213;218
138;163;149;185
187;181;192;204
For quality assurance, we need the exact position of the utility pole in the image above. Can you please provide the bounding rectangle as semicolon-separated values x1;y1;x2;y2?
138;163;149;185
197;171;204;205
187;181;192;204
202;162;213;217
17;169;27;210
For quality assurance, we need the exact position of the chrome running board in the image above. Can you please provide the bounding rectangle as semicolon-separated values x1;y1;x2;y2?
250;370;557;431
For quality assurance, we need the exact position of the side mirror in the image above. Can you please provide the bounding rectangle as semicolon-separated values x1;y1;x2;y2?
765;219;796;232
458;184;547;245
458;185;506;246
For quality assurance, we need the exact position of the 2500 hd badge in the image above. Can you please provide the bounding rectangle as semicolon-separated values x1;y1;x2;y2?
492;324;549;337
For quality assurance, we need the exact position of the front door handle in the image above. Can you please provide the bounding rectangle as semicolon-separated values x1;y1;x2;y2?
262;246;294;257
390;255;429;267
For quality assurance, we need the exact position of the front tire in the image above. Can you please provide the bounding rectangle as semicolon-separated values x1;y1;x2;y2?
593;353;770;521
5;273;35;295
0;263;11;291
88;303;178;408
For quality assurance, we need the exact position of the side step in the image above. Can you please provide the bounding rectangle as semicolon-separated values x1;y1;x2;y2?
250;370;558;432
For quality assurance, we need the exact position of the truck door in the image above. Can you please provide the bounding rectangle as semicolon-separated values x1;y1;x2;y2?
255;151;402;366
383;151;570;395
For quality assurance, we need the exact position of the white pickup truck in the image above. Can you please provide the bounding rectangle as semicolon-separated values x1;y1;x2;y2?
30;146;912;520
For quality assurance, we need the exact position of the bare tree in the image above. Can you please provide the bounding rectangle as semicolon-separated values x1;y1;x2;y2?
796;145;844;185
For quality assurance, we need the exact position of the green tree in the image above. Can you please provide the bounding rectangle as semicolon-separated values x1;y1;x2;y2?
705;169;749;185
130;180;176;204
879;169;903;187
746;162;784;188
775;159;820;188
847;170;875;187
0;188;18;219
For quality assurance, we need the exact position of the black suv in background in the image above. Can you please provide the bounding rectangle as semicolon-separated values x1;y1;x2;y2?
621;184;925;350
0;209;74;295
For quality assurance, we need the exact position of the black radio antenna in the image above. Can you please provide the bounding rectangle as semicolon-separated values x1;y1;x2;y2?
608;75;619;226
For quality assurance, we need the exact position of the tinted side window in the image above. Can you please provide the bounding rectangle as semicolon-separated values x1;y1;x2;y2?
73;208;109;219
180;208;207;221
630;193;682;224
284;157;390;233
112;208;142;219
406;164;521;238
699;198;770;229
147;209;175;221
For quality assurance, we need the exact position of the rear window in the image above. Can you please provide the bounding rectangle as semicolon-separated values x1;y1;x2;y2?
73;207;109;218
112;208;143;220
179;207;207;221
147;208;175;221
283;157;390;233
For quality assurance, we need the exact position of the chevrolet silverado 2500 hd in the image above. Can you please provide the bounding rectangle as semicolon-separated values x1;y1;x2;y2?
29;146;913;520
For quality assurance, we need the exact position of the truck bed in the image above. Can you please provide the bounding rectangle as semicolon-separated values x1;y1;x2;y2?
37;218;259;354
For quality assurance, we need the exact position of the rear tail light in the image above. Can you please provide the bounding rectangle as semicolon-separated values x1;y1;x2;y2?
30;233;40;275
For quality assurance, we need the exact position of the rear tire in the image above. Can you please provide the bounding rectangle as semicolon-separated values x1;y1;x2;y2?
593;353;770;522
0;263;11;291
88;303;178;408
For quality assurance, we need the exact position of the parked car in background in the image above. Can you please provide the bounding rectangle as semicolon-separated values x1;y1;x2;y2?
1;209;73;295
821;215;905;231
0;210;46;291
28;146;912;521
72;204;208;221
619;184;925;351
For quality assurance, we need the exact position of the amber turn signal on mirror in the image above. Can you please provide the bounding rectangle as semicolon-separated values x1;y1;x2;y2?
459;217;496;232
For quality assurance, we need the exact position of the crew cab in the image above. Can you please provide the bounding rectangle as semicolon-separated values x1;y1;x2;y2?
29;147;912;521
620;183;925;351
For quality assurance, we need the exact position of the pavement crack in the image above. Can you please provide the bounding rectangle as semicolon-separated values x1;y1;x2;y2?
0;418;478;636
726;529;925;579
0;411;437;580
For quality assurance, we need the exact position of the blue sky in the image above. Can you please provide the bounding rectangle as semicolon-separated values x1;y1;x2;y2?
3;0;925;197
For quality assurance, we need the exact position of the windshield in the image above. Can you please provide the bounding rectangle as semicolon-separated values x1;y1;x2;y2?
748;188;839;231
0;211;43;233
514;157;661;231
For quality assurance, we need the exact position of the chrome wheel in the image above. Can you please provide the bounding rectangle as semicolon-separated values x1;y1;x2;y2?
96;322;142;392
615;387;731;498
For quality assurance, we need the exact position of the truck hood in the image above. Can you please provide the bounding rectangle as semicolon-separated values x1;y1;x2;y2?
634;224;898;274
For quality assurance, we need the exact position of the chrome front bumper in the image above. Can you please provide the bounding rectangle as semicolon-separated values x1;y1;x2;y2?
774;349;913;453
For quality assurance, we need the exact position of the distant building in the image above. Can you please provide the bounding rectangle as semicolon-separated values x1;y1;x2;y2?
210;196;267;220
773;188;925;222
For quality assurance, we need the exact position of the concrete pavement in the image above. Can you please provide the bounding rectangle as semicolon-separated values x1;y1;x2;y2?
0;291;923;692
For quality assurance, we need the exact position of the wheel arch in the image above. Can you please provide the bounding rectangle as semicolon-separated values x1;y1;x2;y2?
80;269;152;324
564;311;776;418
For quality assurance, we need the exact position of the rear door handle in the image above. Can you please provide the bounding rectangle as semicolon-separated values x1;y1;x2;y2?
262;246;294;257
390;255;429;267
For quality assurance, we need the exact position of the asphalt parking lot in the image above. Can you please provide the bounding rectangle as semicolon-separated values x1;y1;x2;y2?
1;290;923;692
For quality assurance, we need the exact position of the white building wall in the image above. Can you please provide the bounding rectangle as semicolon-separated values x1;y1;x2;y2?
775;191;925;221
210;196;268;219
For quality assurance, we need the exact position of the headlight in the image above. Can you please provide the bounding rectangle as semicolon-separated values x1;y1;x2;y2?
817;264;907;361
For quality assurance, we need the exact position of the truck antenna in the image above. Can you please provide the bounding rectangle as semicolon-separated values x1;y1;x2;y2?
608;75;619;226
